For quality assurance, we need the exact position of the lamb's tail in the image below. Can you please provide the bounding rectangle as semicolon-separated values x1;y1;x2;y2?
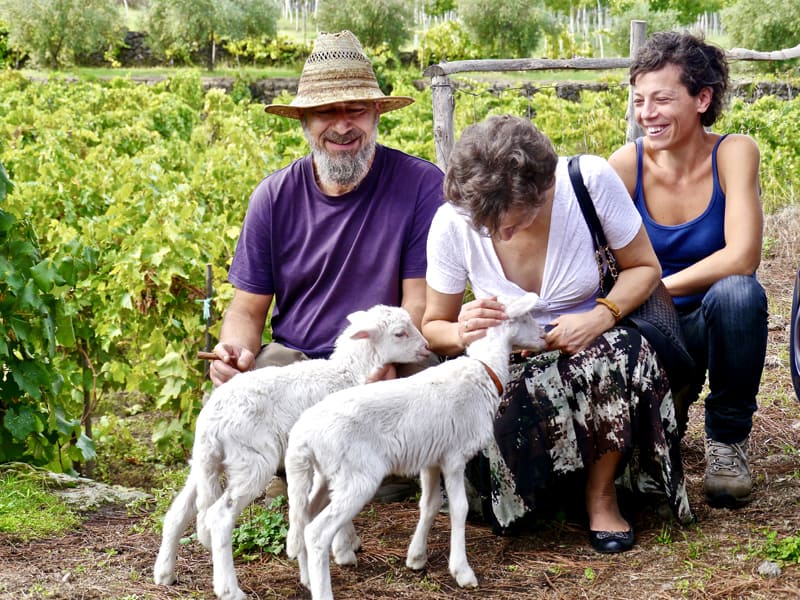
193;438;224;549
284;440;315;560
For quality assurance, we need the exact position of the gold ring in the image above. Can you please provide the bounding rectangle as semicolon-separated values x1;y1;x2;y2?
465;319;470;331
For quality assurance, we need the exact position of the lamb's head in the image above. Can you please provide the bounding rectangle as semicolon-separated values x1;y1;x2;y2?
497;293;548;353
341;304;431;364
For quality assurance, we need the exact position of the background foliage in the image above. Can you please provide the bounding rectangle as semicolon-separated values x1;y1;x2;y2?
0;157;95;471
0;0;122;68
0;0;799;475
722;0;800;72
1;68;799;473
316;0;413;53
143;0;280;70
458;0;553;58
0;1;798;72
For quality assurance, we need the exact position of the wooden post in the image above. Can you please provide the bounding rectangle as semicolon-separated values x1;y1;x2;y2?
204;263;214;377
626;20;647;143
430;73;455;171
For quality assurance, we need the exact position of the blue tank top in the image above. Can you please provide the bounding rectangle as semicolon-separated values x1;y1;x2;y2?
634;134;728;311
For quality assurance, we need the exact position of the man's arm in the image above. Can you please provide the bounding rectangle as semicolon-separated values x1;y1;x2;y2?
209;289;273;387
400;277;427;331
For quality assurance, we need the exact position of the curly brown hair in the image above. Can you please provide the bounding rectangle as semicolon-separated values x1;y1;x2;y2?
630;31;729;127
444;115;558;236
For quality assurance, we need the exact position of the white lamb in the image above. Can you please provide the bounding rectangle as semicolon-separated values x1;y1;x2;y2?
153;304;430;600
285;293;547;600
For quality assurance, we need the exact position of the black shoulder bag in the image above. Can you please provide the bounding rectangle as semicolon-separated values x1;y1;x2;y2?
567;155;695;397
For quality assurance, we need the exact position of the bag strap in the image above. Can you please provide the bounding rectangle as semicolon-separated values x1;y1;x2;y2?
567;155;619;287
568;155;609;250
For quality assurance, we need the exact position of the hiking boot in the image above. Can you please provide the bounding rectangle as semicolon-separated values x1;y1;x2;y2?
704;437;752;508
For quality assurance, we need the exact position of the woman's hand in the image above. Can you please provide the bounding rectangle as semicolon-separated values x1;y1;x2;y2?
457;296;507;347
544;308;612;355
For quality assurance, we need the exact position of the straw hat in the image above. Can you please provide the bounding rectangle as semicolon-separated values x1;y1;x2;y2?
264;30;414;119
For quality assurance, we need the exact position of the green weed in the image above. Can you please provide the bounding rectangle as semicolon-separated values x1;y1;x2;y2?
0;469;81;540
761;529;800;565
656;524;674;545
230;496;289;561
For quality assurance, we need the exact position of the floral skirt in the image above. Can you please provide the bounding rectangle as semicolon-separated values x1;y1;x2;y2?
469;326;694;530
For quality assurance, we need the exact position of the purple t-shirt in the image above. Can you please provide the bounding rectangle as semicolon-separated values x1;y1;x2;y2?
228;144;444;357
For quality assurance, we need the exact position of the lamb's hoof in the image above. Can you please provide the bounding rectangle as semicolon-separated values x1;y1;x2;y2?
454;567;478;589
405;554;427;571
216;587;247;600
152;560;176;585
333;549;358;566
153;572;176;586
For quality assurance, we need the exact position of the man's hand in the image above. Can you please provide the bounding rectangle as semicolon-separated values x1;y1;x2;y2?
366;363;398;383
207;343;256;387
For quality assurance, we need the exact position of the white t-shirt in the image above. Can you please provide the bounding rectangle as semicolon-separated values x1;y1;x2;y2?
426;155;642;325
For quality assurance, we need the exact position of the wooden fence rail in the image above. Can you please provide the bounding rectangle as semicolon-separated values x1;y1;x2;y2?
423;20;800;170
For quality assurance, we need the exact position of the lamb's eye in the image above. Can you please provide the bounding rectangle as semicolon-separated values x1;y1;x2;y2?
393;330;408;338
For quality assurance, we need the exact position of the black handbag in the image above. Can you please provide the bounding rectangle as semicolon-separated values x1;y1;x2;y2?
567;155;695;397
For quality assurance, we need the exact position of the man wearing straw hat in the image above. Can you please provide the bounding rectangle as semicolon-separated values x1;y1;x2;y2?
207;31;443;389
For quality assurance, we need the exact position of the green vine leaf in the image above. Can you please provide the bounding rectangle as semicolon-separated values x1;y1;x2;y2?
3;405;42;440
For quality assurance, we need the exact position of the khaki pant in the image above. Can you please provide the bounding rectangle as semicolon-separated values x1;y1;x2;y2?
254;341;310;368
254;340;439;375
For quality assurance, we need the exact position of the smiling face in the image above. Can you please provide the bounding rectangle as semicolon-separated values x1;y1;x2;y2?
302;101;380;193
632;63;711;149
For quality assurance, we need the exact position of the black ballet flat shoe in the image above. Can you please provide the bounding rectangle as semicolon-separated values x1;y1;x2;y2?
589;528;635;554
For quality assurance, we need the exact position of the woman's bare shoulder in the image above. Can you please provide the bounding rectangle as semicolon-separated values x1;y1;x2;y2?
717;133;760;170
608;142;638;190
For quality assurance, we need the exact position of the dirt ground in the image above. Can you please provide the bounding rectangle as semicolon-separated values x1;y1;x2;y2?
1;212;799;600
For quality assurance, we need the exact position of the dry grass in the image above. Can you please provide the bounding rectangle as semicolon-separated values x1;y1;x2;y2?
0;211;798;600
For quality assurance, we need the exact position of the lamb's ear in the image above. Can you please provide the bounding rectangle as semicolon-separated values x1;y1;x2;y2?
346;310;369;325
346;311;380;340
505;292;543;319
350;329;373;340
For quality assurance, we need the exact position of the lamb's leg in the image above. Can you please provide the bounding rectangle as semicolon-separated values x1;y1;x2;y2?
442;463;477;588
207;457;273;600
153;473;198;585
286;449;321;589
305;481;376;600
205;488;253;600
406;465;442;570
195;458;223;549
315;469;361;567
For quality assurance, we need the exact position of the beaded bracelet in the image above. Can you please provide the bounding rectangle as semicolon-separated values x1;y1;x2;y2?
596;297;621;322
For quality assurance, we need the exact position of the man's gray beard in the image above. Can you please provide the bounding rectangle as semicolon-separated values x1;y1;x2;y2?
311;141;375;188
304;119;378;189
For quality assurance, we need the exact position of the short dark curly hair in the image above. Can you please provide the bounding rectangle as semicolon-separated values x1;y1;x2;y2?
444;115;558;237
630;31;729;127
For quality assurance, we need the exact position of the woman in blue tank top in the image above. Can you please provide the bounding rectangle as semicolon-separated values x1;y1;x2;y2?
609;31;768;510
